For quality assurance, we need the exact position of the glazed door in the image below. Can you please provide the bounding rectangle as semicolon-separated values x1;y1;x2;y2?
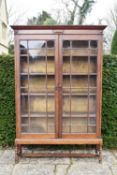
17;35;58;138
60;35;99;138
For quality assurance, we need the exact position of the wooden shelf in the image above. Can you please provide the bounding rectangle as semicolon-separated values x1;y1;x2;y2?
62;124;96;127
63;113;96;117
21;113;55;118
20;72;96;76
21;124;28;127
63;48;97;56
21;92;55;96
21;92;96;96
20;48;55;57
20;54;28;57
63;93;96;96
63;86;96;89
20;73;55;76
63;87;97;89
63;73;97;75
21;86;28;89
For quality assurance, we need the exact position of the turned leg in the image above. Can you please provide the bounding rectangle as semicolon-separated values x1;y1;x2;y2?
98;145;102;163
95;144;102;163
15;144;22;163
95;144;99;154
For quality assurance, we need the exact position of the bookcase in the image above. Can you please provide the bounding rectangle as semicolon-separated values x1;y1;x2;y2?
12;25;106;162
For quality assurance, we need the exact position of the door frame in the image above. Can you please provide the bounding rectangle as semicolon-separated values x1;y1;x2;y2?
58;34;102;139
15;34;59;139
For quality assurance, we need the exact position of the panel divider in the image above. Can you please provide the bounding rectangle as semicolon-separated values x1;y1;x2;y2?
45;41;48;133
27;40;31;133
70;41;72;134
87;40;90;133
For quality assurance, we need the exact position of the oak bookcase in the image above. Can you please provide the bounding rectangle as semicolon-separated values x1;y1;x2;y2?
11;25;106;162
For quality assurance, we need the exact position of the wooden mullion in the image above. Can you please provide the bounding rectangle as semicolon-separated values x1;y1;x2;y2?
87;40;90;133
55;35;60;138
58;34;62;138
27;40;30;132
45;41;48;133
70;40;72;134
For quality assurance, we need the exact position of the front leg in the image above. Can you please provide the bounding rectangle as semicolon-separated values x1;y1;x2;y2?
98;145;102;163
15;144;21;163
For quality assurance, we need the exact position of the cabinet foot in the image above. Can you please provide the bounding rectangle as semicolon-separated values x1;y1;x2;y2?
98;145;102;163
15;145;22;163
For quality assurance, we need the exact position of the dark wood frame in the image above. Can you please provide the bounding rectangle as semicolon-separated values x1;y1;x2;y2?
11;25;106;163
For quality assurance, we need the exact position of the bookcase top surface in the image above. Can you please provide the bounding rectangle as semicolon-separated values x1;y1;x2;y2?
11;25;106;31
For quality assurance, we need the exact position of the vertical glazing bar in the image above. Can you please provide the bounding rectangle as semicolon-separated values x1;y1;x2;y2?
45;41;48;133
87;40;90;133
58;35;62;138
27;40;30;132
70;40;72;133
55;35;60;138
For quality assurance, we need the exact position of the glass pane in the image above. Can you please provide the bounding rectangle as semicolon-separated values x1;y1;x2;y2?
71;118;87;133
89;117;96;125
28;40;46;49
63;56;70;73
47;96;55;114
47;40;54;48
71;95;88;115
28;49;46;57
29;56;46;73
30;96;46;115
63;40;70;48
20;41;28;55
62;93;71;133
72;40;88;48
89;87;96;94
47;56;55;73
88;126;96;133
47;75;55;89
20;41;28;49
48;118;55;133
21;95;28;115
20;56;28;73
89;75;96;87
21;117;28;125
89;56;97;73
29;75;46;93
20;75;28;89
89;95;96;114
30;118;46;133
21;126;29;133
72;56;88;73
63;75;70;88
20;49;28;55
62;117;70;133
72;75;88;89
63;94;70;116
90;40;97;48
47;48;55;56
47;95;55;133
